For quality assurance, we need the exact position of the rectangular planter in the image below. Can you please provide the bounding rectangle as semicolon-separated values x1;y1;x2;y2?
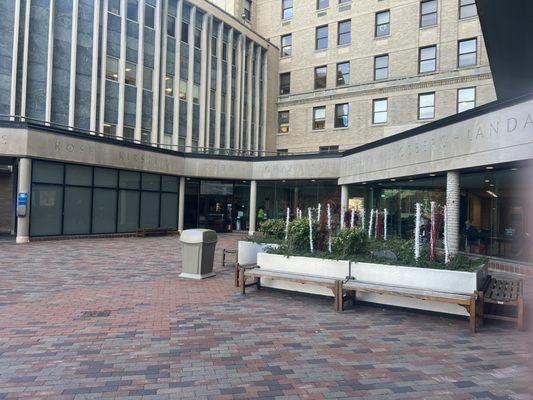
237;240;279;265
256;252;488;316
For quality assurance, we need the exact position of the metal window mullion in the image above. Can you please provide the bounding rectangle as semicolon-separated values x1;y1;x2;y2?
45;0;55;124
68;0;79;129
99;0;109;133
134;0;145;142
89;0;101;133
172;0;183;148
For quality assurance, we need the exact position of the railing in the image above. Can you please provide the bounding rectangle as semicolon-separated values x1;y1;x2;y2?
0;114;343;158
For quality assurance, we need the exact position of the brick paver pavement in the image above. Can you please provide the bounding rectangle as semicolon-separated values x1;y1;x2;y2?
0;235;532;399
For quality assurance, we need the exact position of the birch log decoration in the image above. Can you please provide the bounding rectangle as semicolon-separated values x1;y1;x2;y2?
327;203;332;253
414;203;421;261
430;201;436;262
285;207;290;241
350;208;355;228
361;208;365;230
444;204;449;264
308;207;314;253
317;203;321;222
374;209;379;239
384;208;388;240
368;209;374;239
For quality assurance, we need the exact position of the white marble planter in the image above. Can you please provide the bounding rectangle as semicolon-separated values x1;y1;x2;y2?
256;253;487;316
237;241;279;265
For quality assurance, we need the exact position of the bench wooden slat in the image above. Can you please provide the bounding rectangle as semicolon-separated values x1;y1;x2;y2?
479;276;525;330
246;269;337;288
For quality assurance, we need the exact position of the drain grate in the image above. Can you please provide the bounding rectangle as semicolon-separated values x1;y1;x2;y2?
79;310;111;319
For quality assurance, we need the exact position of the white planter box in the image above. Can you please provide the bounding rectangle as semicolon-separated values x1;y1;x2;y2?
256;252;488;317
237;241;279;265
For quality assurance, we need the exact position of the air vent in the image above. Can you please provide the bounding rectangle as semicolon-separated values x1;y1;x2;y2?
281;20;291;27
338;4;351;12
317;11;327;17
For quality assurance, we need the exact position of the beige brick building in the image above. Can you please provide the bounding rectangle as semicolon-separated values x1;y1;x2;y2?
209;0;496;153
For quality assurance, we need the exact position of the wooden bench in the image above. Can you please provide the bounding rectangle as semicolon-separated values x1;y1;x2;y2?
136;227;177;237
222;248;237;267
341;279;480;333
239;266;343;311
479;276;525;330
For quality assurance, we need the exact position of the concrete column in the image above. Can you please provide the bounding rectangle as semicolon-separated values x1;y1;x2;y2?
45;0;55;124
340;185;348;229
158;0;169;145
446;171;460;256
198;14;209;150
172;0;183;148
151;0;162;144
16;158;31;244
213;21;224;151
234;34;243;151
98;0;109;133
185;6;197;152
224;28;233;150
89;0;101;132
20;0;31;118
248;180;257;235
253;47;261;155
9;0;22;118
245;42;253;153
178;176;186;232
134;0;145;142
68;0;79;129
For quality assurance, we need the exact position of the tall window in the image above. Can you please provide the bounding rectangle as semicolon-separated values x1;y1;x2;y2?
108;0;120;15
280;72;291;95
167;15;176;37
458;38;477;67
336;62;349;86
282;0;293;19
243;0;251;20
314;66;327;89
278;111;289;133
374;54;389;80
313;106;326;130
165;76;174;96
419;45;437;73
125;62;136;86
337;20;351;45
372;98;388;124
459;0;477;19
317;0;329;10
123;126;135;140
105;56;119;81
315;25;328;50
375;10;390;37
420;0;437;27
418;92;435;119
457;87;476;112
127;0;138;21
145;4;155;28
281;34;292;57
143;67;153;91
335;103;349;128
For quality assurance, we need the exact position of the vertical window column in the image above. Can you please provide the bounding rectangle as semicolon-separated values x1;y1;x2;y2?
234;34;243;151
172;0;184;148
197;13;209;150
134;0;145;142
214;21;224;151
224;28;234;150
157;0;169;147
185;6;197;152
246;41;253;153
45;0;55;124
253;46;261;154
90;0;101;132
68;0;79;128
117;0;128;138
98;0;110;133
151;0;162;145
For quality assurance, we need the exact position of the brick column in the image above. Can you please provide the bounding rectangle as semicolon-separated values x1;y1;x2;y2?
446;171;460;256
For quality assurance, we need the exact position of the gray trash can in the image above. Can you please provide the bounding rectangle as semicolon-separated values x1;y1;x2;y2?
179;229;218;279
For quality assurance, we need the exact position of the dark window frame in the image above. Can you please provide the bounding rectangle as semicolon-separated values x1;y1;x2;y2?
313;106;326;130
334;103;349;128
337;19;351;45
419;45;437;73
418;92;436;120
458;38;477;67
315;25;328;50
375;10;390;37
420;0;437;27
314;65;327;89
374;54;389;80
372;98;388;124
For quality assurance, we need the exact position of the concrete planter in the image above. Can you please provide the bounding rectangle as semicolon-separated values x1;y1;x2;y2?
256;252;488;316
237;240;279;265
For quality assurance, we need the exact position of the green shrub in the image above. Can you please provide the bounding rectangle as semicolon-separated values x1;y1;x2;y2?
287;218;321;251
259;218;286;240
332;227;368;258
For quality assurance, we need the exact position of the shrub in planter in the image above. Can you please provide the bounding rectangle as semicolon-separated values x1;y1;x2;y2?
332;227;368;258
287;218;321;251
259;218;286;241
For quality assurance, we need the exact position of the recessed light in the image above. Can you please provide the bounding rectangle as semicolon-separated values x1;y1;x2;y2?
409;179;414;182
486;190;498;198
429;173;436;177
390;178;396;182
486;166;494;170
362;182;367;185
484;179;490;183
490;184;494;187
311;179;316;182
511;168;518;171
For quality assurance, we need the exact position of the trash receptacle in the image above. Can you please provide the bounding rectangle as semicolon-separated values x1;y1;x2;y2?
179;229;218;279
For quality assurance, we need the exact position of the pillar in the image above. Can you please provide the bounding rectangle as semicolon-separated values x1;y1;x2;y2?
178;176;186;232
446;171;460;256
340;185;349;228
248;180;257;235
16;158;31;244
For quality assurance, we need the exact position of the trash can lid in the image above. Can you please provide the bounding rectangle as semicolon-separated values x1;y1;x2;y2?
180;229;218;244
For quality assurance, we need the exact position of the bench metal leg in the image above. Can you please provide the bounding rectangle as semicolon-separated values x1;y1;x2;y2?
234;263;240;287
256;277;261;290
222;251;226;268
469;295;477;333
478;291;484;327
241;270;246;295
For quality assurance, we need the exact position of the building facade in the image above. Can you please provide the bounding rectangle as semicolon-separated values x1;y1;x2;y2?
241;0;496;153
0;0;278;155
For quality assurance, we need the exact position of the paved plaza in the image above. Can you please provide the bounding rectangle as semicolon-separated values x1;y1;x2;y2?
0;235;532;400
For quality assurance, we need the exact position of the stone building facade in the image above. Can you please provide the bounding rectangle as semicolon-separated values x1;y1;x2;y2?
213;0;497;153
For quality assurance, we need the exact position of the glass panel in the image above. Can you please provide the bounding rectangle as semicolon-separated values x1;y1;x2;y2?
117;190;140;232
161;193;178;228
63;186;91;234
460;39;476;54
106;56;119;81
92;188;117;233
65;164;92;186
145;5;155;28
184;180;200;229
419;93;435;107
94;168;118;188
140;191;160;228
141;173;160;191
314;107;326;119
127;0;138;21
162;175;179;192
420;46;436;60
459;52;476;67
143;67;152;90
33;161;64;184
119;170;140;189
377;11;389;24
165;75;174;96
374;99;387;112
30;184;63;235
375;55;388;69
167;15;176;37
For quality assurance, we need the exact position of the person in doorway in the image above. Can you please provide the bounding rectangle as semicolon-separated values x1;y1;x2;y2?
463;220;479;253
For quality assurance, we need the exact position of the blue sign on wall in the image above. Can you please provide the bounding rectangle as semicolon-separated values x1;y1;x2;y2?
17;193;28;206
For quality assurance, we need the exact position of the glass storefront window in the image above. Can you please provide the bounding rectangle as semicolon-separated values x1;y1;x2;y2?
65;164;92;186
140;191;160;228
92;188;118;233
117;190;140;232
94;168;118;188
30;184;63;236
63;187;92;234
